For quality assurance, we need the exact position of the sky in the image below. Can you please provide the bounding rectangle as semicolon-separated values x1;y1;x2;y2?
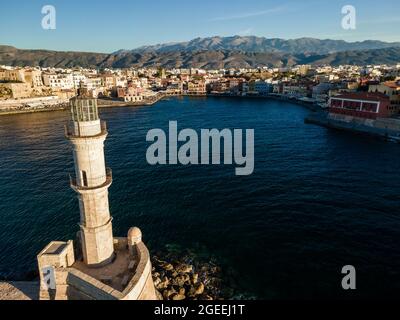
1;0;399;53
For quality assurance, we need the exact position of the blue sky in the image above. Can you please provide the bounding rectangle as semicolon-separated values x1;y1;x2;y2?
1;0;399;53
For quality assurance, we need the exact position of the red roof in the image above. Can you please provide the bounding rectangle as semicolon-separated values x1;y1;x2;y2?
332;92;389;102
383;81;400;89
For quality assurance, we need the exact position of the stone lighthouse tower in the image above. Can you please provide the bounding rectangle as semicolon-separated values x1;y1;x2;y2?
37;88;158;300
67;87;114;267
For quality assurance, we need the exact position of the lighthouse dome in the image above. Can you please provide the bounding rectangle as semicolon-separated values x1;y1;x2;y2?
128;227;142;245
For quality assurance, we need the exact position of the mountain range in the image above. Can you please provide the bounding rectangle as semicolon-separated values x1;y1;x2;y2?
132;36;400;55
1;36;400;69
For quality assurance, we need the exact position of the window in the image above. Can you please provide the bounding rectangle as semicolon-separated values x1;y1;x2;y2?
81;171;88;187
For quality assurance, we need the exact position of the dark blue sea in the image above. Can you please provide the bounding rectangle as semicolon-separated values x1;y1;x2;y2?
1;96;400;299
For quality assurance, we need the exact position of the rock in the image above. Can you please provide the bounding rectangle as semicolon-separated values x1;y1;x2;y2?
153;277;161;287
156;277;170;290
162;263;174;271
151;249;230;300
183;273;191;281
176;264;193;273
173;276;186;287
154;259;167;267
171;293;186;300
188;282;205;297
163;288;176;300
194;283;205;295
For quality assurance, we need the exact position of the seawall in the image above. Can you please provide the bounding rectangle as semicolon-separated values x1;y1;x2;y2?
305;112;400;142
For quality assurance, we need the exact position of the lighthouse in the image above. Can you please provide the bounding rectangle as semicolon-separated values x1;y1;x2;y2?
36;87;158;300
66;86;114;267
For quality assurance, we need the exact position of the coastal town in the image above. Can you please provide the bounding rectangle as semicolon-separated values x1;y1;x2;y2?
1;63;400;140
2;0;400;305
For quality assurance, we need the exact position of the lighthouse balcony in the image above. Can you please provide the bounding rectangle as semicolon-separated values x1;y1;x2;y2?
65;120;108;139
70;167;113;191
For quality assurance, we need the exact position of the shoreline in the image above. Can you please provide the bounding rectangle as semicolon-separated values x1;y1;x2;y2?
0;106;67;116
0;93;320;116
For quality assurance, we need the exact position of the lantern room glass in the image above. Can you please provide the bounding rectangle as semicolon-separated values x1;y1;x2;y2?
70;98;99;122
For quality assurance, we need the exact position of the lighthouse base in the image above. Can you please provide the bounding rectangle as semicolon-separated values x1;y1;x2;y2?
37;230;159;300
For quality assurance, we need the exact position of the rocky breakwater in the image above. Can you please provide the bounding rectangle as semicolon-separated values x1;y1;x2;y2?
152;256;225;301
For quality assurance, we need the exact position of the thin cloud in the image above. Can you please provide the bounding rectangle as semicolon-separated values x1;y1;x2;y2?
211;6;287;22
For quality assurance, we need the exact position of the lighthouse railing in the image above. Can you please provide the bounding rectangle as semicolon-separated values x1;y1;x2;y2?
69;167;113;190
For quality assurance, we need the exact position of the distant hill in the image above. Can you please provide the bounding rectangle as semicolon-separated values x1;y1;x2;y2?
1;42;400;70
0;45;109;68
112;48;400;69
301;47;400;66
132;36;400;55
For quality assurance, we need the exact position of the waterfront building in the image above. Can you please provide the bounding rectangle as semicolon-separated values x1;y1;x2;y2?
23;69;44;88
42;73;74;90
273;83;283;94
211;80;229;94
37;88;158;300
228;78;240;93
85;77;103;91
0;82;32;99
254;80;273;96
329;92;391;120
282;85;309;98
0;68;26;83
101;74;116;89
166;82;183;95
0;68;5;80
117;85;144;102
0;68;43;91
71;72;87;89
186;80;206;95
240;81;249;96
312;83;335;102
368;81;400;115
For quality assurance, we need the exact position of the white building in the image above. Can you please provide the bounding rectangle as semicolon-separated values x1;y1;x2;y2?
115;76;128;88
72;72;87;88
85;77;102;90
42;73;74;90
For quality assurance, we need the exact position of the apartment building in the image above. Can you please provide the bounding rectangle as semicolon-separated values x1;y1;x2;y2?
42;73;74;90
